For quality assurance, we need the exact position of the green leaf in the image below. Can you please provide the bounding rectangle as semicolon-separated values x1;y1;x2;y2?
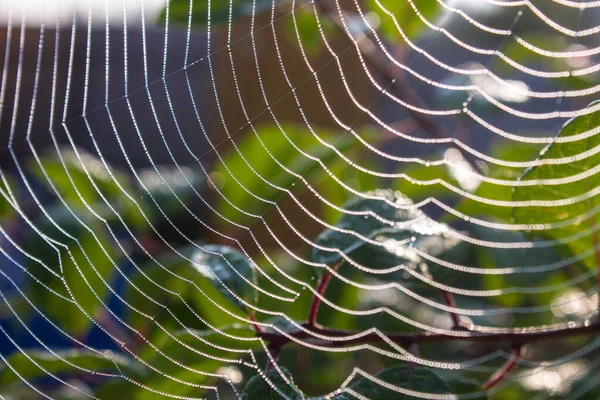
49;230;117;335
130;325;259;400
313;191;467;283
29;147;130;208
262;316;300;335
455;141;546;223
242;367;303;400
494;33;595;92
20;206;118;335
394;162;461;205
127;244;255;331
23;205;105;275
216;124;362;226
335;365;452;399
190;244;257;312
137;165;204;219
472;226;568;308
319;153;382;225
159;0;261;27
284;8;337;55
0;349;143;388
29;148;148;231
512;101;600;270
446;375;487;399
369;0;440;42
0;170;16;220
313;191;417;265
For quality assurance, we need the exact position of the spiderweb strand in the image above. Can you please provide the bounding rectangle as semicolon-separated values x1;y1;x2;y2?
0;0;600;399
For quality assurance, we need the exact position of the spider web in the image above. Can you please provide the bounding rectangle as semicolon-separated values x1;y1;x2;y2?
0;0;600;398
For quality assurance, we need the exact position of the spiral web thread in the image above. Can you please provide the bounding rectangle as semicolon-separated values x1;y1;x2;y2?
0;0;600;398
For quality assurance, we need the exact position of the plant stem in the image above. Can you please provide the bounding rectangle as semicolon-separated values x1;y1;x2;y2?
439;289;461;329
307;261;342;328
257;319;600;349
249;312;263;333
481;346;523;390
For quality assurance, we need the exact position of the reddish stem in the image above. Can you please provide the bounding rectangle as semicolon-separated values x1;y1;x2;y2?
258;320;600;348
439;289;461;329
249;312;263;333
481;346;523;390
307;261;342;327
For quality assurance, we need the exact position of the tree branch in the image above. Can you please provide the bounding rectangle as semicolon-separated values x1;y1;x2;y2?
257;320;600;349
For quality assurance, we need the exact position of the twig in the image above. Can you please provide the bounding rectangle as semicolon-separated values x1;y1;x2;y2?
307;260;343;327
257;319;600;349
439;289;462;329
249;312;263;333
481;346;523;390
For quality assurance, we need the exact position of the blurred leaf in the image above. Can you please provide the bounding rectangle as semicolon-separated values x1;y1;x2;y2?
29;148;148;231
335;365;452;399
313;191;468;285
455;141;545;223
472;226;569;308
190;244;257;312
284;8;337;55
513;101;600;270
446;375;487;399
159;0;263;27
316;131;381;225
50;231;117;335
262;316;300;335
216;124;362;226
473;226;569;273
131;325;258;400
22;205;107;278
137;165;203;220
0;349;143;388
20;205;118;335
127;244;253;332
29;148;130;208
394;163;458;204
313;190;417;266
141;324;259;367
369;0;440;42
242;367;302;400
0;171;16;219
395;149;483;205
